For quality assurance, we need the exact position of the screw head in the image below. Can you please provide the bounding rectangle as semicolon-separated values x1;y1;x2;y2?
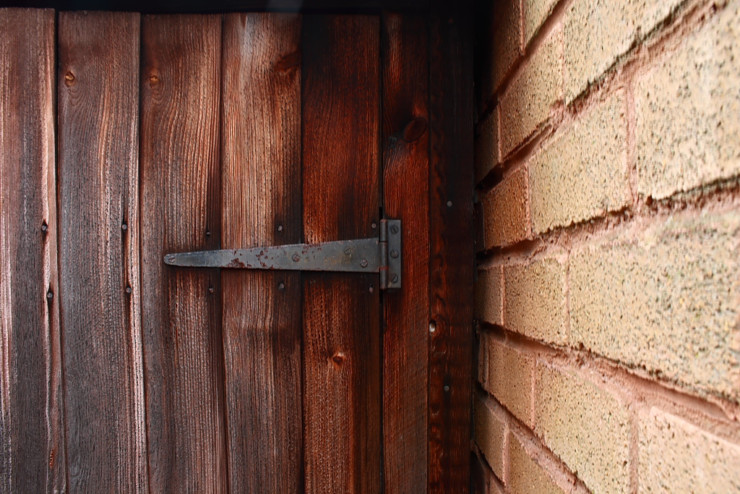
360;259;368;268
390;225;399;235
371;222;377;230
278;282;285;291
46;290;53;300
390;249;399;259
277;225;284;232
344;247;352;256
292;254;300;262
208;286;215;294
121;223;128;231
125;286;132;294
391;274;399;283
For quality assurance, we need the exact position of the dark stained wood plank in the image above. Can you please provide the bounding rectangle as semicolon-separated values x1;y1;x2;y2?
57;11;147;492
302;14;381;494
2;0;430;14
140;15;227;493
0;9;65;493
221;13;303;493
381;12;430;493
428;0;475;492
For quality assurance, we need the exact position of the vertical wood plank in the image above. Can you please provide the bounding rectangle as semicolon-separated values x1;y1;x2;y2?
140;15;227;493
0;9;65;493
428;1;475;492
381;13;429;493
57;11;147;492
221;13;303;493
302;15;381;494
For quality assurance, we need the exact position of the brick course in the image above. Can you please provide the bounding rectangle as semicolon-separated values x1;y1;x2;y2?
482;168;530;248
535;363;631;494
479;334;534;427
508;431;565;494
529;91;630;233
503;254;567;344
570;211;740;400
635;0;740;199
639;408;740;492
500;26;563;157
564;0;685;102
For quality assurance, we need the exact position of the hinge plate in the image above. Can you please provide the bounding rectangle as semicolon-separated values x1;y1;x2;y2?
164;219;402;291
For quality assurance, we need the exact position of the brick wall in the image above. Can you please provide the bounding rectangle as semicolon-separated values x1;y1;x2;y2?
473;0;740;492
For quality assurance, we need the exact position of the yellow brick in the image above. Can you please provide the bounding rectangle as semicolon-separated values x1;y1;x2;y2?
475;395;506;480
504;255;566;344
570;211;740;400
476;267;503;326
535;363;631;493
565;0;684;102
524;0;559;45
639;408;740;492
509;431;566;494
500;27;563;157
481;334;534;426
482;168;529;248
529;91;630;234
636;1;740;200
481;0;523;99
475;110;499;183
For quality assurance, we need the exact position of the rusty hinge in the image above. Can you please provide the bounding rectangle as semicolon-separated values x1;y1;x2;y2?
164;219;402;290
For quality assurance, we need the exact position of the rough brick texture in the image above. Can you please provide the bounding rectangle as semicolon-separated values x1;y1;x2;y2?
475;110;499;182
503;254;566;344
508;431;565;494
529;91;630;233
500;26;563;157
475;0;740;491
636;1;740;200
476;266;502;326
535;363;631;494
639;408;740;492
570;211;740;400
475;395;506;481
489;0;522;97
524;0;559;45
482;168;529;248
479;333;533;426
564;0;685;102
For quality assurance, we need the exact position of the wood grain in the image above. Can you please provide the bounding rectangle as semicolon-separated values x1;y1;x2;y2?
381;12;430;493
0;9;64;493
140;15;227;493
0;0;430;14
57;11;147;492
302;14;381;494
221;13;303;493
428;1;475;492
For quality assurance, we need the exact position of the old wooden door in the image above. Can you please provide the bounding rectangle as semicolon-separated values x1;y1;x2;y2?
1;6;479;493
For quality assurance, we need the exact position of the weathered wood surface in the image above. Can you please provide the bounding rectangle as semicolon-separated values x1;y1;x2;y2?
1;0;429;14
57;11;147;492
140;15;227;492
221;13;303;493
0;9;64;493
302;14;382;494
381;12;430;493
428;0;475;491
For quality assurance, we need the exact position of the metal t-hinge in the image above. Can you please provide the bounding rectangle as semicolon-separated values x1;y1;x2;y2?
164;219;402;290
